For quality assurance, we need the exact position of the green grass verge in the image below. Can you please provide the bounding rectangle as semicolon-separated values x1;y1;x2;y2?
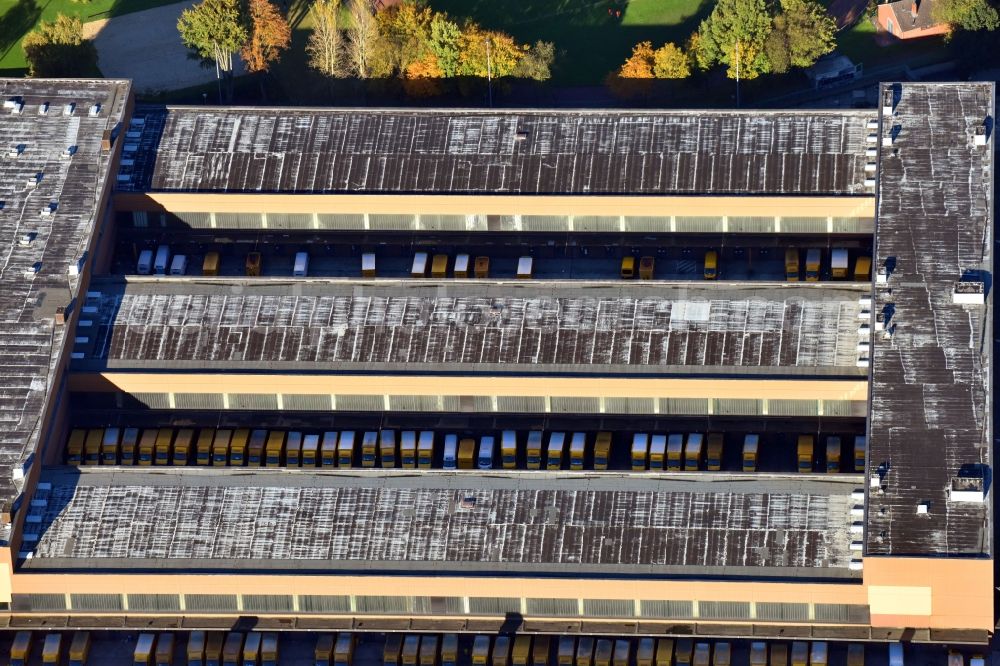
0;0;182;73
836;19;946;69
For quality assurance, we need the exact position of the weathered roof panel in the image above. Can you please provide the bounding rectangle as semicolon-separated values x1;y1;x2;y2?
117;106;873;195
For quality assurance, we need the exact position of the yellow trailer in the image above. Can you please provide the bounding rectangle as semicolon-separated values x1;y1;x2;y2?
321;431;338;467
557;638;576;666
854;435;866;472
400;431;417;468
637;639;656;666
417;431;434;468
692;644;709;666
742;434;760;472
431;254;449;278
594;431;612;470
569;432;586;470
797;434;814;473
472;636;491;666
639;256;655;279
121;427;139;465
245;252;262;277
649;434;666;470
770;644;788;666
790;642;808;666
403;636;422;666
684;433;703;471
458;438;476;469
493;637;512;666
315;635;334;666
714;643;732;666
613;641;631;666
453;254;470;278
101;427;121;464
154;632;174;666
338;431;356;467
854;256;872;281
805;248;821;281
512;636;532;666
531;637;550;666
674;640;693;666
706;432;724;471
222;632;244;666
202;251;220;276
84;428;103;465
195;428;214;466
546;432;566;470
441;634;459;666
825;436;841;473
361;431;378;468
138;429;157;466
655;640;673;666
631;433;649;470
134;633;156;666
69;631;91;666
187;631;206;666
249;429;267;465
380;430;397;467
11;631;33;666
703;250;718;279
154;429;174;465
334;633;355;666
666;434;683;471
42;632;62;664
212;429;232;466
576;637;594;666
501;430;518;469
595;640;613;666
383;635;403;666
67;428;85;465
419;635;439;666
265;431;285;467
172;428;194;465
302;434;320;466
261;633;278;666
750;643;768;666
526;431;543;469
285;431;303;467
229;428;249;466
785;248;800;281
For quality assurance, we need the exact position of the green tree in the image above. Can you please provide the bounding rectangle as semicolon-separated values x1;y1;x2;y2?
177;0;247;97
377;2;433;73
694;0;772;79
933;0;1000;29
779;0;836;67
764;21;792;73
512;40;555;80
652;42;691;78
428;12;462;76
306;0;344;77
22;13;96;77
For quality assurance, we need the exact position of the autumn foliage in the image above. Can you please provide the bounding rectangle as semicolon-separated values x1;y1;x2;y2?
241;0;291;73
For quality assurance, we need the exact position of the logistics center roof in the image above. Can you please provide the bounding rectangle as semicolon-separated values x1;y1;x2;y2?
866;83;993;556
116;106;873;196
24;468;862;577
0;78;130;522
75;280;869;377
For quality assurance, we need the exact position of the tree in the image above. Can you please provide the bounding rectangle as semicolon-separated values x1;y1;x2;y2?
457;26;522;77
345;0;383;77
428;12;462;76
512;40;555;80
377;2;433;73
177;0;247;97
694;0;772;79
652;42;691;78
241;0;290;73
764;20;792;73
22;13;96;77
307;0;344;77
933;0;1000;30
778;0;836;67
619;40;655;78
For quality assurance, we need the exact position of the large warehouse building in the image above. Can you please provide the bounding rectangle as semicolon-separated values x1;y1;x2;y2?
0;79;992;643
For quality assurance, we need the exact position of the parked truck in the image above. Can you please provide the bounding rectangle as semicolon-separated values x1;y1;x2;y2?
831;248;849;279
797;434;814;473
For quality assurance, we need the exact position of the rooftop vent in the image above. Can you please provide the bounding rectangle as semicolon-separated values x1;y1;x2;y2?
9;102;23;115
952;281;985;305
916;502;929;515
63;102;75;116
2;97;19;110
865;147;877;158
849;559;863;571
864;162;877;172
18;232;35;246
864;177;876;188
856;356;870;368
974;123;987;147
882;88;894;116
7;143;24;158
38;102;48;116
515;130;529;141
88;103;101;117
26;172;41;189
950;473;986;503
39;202;56;218
866;119;878;130
866;133;878;144
61;145;77;160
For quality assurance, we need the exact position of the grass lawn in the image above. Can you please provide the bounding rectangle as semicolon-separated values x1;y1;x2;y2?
835;19;946;69
0;0;181;74
431;0;712;85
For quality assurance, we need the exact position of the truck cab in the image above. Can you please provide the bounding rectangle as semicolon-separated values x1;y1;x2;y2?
797;434;814;473
825;436;841;472
706;432;724;471
442;434;458;469
546;432;566;470
631;433;649;470
742;434;759;472
620;256;635;279
593;431;612;470
501;430;518;469
478;435;496;469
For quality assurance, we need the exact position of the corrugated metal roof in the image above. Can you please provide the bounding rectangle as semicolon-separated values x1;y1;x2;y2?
76;280;869;376
25;468;861;577
0;78;131;522
867;83;993;556
117;106;873;195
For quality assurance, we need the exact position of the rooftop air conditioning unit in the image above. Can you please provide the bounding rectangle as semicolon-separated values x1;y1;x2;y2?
63;102;75;116
866;119;878;130
88;103;101;117
866;133;878;144
953;281;985;305
882;89;894;116
9;102;23;115
37;102;48;115
916;503;929;515
974;124;987;147
950;474;986;503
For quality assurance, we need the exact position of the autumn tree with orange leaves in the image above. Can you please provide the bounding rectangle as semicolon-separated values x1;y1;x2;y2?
241;0;290;73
